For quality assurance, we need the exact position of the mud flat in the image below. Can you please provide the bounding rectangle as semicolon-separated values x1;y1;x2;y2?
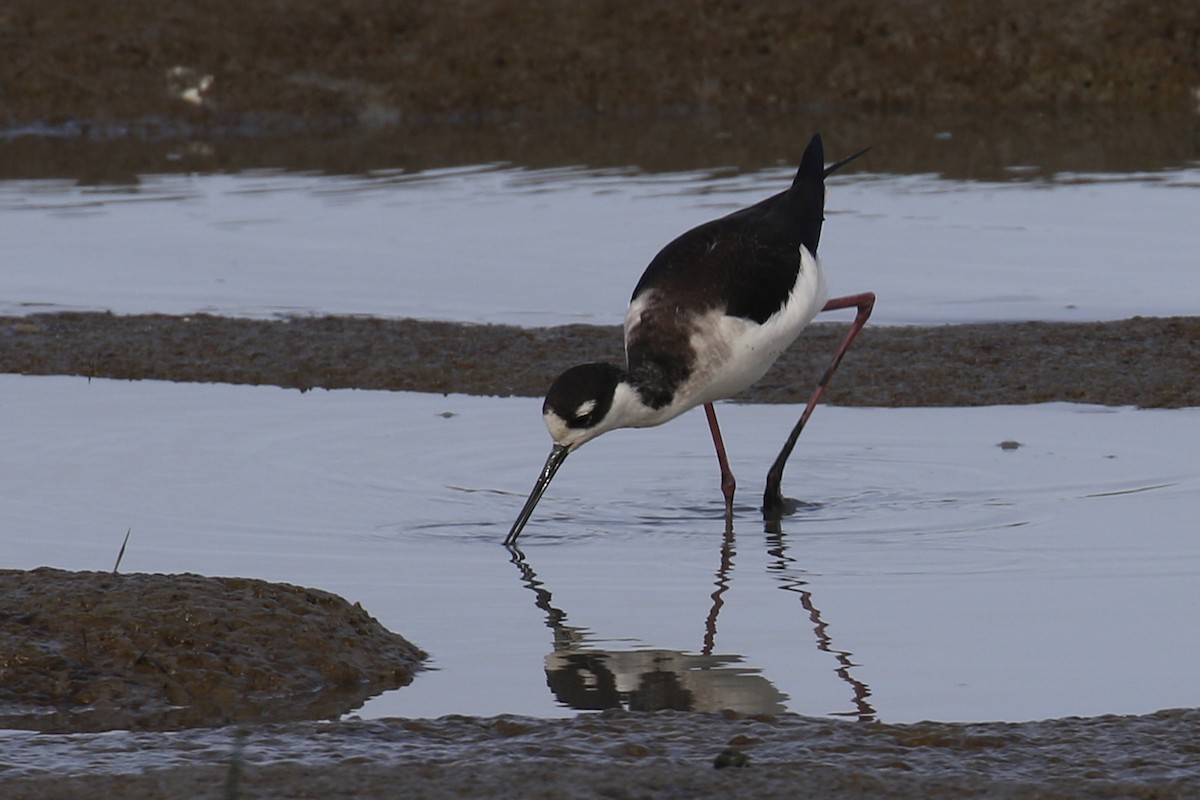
3;0;1198;131
3;707;1199;799
3;312;1198;408
0;568;425;734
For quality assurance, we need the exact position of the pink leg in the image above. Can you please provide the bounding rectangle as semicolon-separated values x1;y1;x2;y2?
763;292;875;518
704;402;737;512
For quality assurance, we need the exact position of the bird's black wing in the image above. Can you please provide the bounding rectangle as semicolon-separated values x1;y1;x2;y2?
629;194;804;325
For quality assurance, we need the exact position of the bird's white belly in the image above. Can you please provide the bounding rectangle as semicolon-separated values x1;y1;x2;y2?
685;247;828;406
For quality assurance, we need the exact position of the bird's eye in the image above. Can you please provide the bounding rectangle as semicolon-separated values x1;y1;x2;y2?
573;399;597;425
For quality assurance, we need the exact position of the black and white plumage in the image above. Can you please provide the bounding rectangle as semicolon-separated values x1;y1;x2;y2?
507;134;873;544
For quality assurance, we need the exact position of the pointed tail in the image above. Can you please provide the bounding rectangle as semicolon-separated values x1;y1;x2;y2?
788;134;870;254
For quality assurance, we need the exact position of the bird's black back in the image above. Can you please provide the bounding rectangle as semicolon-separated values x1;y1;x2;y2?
629;134;833;326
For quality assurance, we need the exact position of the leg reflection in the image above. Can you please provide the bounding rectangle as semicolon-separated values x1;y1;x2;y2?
701;519;736;657
764;529;877;722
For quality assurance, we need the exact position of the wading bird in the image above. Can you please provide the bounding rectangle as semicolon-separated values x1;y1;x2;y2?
506;134;874;545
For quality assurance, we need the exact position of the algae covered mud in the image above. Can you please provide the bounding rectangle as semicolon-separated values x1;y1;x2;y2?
0;569;424;733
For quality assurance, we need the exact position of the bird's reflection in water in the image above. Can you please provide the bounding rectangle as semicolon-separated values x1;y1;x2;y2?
507;535;787;714
507;520;875;720
764;526;876;721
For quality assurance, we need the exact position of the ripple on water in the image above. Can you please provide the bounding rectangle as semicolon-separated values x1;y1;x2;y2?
5;379;1199;725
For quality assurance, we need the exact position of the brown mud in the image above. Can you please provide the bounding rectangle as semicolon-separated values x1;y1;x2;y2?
4;708;1199;799
4;1;1200;188
0;569;424;734
4;0;1199;131
3;312;1199;408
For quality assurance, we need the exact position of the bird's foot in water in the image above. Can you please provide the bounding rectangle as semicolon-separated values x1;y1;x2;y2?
761;491;820;521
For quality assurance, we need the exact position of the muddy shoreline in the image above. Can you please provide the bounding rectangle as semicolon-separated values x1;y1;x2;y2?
0;569;424;734
4;1;1199;133
5;708;1199;799
4;312;1199;408
4;1;1199;189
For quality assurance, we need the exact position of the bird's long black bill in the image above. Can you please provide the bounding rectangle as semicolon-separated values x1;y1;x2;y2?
505;444;570;546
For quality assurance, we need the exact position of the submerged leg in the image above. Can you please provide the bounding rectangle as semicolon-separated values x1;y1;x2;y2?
704;402;737;513
763;291;876;518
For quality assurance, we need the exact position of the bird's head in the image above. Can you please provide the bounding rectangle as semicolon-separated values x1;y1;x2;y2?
541;362;628;451
506;362;628;545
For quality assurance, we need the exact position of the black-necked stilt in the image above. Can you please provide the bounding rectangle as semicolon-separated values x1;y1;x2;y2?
506;134;874;545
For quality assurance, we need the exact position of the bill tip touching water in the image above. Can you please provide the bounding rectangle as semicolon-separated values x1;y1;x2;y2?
506;133;875;545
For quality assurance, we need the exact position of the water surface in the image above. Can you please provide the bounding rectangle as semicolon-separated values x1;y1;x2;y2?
3;164;1198;324
4;376;1197;724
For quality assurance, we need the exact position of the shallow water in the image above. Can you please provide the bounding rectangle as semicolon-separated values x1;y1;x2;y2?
2;163;1199;325
4;375;1199;725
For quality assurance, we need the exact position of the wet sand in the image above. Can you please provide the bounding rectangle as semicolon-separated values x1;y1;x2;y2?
3;312;1199;408
5;708;1199;798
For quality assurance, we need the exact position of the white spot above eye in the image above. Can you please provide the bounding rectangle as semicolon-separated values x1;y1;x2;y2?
573;399;597;419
